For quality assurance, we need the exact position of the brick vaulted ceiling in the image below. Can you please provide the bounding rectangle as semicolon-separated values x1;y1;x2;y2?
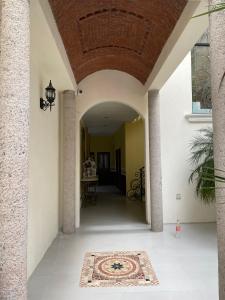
49;0;187;84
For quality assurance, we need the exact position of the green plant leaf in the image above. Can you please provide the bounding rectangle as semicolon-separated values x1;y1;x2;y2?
192;3;225;18
189;128;215;204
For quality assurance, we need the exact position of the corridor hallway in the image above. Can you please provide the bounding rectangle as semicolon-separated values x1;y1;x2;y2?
28;186;218;300
80;185;146;230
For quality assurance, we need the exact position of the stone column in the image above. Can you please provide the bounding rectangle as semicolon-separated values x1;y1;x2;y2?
148;90;163;232
0;0;30;299
209;2;225;299
62;90;76;233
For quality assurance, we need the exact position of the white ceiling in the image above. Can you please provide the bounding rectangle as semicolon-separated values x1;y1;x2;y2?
82;102;138;136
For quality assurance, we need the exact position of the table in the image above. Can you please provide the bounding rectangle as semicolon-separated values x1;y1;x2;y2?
81;176;98;207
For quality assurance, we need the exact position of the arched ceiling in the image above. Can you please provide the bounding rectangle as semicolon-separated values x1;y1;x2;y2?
83;102;138;136
49;0;187;84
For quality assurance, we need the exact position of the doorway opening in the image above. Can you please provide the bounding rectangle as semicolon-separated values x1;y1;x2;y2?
97;152;111;185
79;102;147;228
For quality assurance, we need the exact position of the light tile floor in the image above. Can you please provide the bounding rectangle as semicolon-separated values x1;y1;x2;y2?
28;186;218;300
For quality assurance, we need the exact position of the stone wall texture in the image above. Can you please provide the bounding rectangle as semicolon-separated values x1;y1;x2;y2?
148;90;163;232
209;1;225;298
62;91;76;234
0;0;30;299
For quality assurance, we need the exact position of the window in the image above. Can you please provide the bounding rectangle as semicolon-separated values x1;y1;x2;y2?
191;30;212;114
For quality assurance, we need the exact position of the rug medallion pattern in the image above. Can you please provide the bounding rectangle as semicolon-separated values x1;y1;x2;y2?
80;251;159;287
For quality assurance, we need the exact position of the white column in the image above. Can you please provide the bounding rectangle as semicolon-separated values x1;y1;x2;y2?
148;90;163;232
209;2;225;299
62;90;76;233
0;0;30;299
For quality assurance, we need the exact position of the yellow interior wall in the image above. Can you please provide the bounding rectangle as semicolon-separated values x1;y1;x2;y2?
80;123;89;160
80;122;91;179
125;119;145;192
89;125;125;171
112;125;125;172
90;135;114;167
87;121;144;193
84;127;90;159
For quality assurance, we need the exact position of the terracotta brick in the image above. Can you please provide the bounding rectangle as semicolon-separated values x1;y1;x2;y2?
49;0;187;84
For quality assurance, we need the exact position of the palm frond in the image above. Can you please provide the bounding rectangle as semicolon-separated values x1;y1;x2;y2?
189;127;225;204
189;128;213;165
193;3;225;18
189;128;215;204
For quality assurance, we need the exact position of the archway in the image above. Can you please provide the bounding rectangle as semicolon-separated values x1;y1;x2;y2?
76;101;150;228
60;71;151;230
72;70;151;229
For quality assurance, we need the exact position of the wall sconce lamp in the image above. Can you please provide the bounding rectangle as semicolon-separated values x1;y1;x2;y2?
40;80;56;111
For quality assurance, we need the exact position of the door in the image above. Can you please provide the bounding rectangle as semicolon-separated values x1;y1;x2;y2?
97;152;110;185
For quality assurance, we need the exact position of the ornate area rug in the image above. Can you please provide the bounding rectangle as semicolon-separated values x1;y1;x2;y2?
80;251;159;287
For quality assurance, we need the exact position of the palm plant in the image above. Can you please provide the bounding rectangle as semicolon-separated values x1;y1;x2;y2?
190;1;225;205
189;128;215;203
189;127;225;203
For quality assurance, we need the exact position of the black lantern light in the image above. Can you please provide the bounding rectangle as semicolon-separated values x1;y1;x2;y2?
40;80;56;111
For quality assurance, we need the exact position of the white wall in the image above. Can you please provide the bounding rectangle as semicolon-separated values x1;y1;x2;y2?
77;70;146;118
28;0;74;277
74;62;216;227
160;53;216;223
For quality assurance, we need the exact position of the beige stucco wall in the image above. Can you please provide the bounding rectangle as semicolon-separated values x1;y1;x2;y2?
28;0;74;277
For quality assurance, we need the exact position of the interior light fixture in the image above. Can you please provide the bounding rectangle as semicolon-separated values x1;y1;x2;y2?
132;115;142;123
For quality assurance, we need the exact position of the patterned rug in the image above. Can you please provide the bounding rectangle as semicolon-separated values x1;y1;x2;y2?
80;251;159;287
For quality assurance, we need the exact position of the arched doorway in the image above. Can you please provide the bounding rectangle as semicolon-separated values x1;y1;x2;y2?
61;71;151;230
77;101;150;228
